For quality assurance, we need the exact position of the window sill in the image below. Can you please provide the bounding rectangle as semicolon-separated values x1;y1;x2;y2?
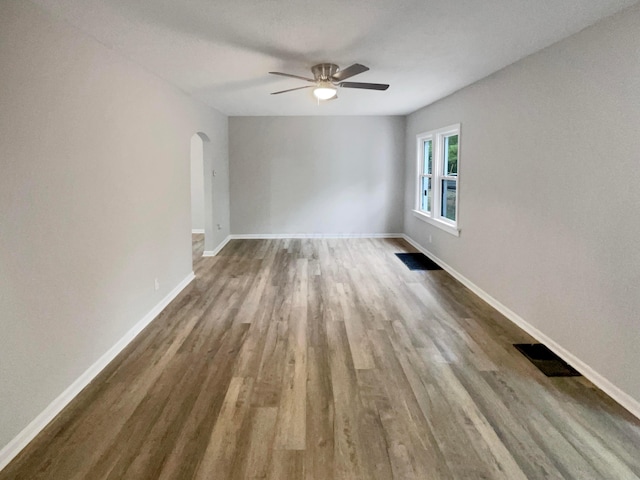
412;210;460;237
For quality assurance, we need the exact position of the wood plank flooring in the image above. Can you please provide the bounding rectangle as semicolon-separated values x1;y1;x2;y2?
3;237;640;479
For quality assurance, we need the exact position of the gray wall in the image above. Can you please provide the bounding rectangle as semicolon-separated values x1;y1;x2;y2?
404;4;640;405
0;0;229;451
203;121;231;252
230;116;405;235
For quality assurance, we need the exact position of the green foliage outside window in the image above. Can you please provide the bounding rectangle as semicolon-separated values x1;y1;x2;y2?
446;135;458;175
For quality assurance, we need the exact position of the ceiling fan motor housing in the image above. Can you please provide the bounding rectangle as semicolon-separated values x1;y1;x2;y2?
312;63;339;82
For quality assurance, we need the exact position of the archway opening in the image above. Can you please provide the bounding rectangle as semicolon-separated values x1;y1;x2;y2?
190;132;208;264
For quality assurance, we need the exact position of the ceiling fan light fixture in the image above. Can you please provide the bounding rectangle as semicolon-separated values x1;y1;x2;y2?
313;82;337;100
269;63;388;100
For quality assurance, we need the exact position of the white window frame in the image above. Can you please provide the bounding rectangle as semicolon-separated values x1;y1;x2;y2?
413;123;460;237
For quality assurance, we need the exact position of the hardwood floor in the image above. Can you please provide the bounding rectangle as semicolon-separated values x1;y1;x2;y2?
3;237;640;479
192;233;204;264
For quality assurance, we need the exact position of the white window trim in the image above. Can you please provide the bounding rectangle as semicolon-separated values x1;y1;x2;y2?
414;123;461;237
412;209;460;236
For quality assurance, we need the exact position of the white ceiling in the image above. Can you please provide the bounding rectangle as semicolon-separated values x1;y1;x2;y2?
32;0;637;116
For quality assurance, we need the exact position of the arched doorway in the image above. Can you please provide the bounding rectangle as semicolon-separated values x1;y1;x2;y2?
190;132;209;264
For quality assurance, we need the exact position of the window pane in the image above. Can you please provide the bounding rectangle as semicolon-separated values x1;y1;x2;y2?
423;140;432;174
421;177;432;212
441;179;456;221
443;134;458;176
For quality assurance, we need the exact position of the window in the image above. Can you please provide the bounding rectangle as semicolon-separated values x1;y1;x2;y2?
414;124;460;236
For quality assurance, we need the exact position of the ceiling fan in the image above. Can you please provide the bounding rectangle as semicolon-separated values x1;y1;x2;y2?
269;63;389;101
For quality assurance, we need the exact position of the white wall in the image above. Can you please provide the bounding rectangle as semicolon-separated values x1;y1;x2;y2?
404;4;640;408
190;134;205;232
230;116;405;235
0;0;229;454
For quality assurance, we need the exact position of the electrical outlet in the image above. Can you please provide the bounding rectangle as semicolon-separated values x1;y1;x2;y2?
217;224;222;230
154;278;160;291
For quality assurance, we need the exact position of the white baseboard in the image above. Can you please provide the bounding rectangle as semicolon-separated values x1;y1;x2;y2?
229;233;404;239
202;235;231;257
191;229;205;234
401;234;640;420
0;272;195;472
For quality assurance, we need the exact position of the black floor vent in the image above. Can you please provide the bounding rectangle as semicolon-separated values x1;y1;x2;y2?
514;343;581;377
395;252;443;271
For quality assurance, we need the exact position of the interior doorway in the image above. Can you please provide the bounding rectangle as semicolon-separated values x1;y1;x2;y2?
190;133;207;264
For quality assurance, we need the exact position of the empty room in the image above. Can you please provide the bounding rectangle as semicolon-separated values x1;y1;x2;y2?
1;0;640;478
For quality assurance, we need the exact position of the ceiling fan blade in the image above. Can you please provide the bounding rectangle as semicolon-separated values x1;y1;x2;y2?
340;82;389;91
332;63;369;81
271;85;314;95
269;71;315;82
